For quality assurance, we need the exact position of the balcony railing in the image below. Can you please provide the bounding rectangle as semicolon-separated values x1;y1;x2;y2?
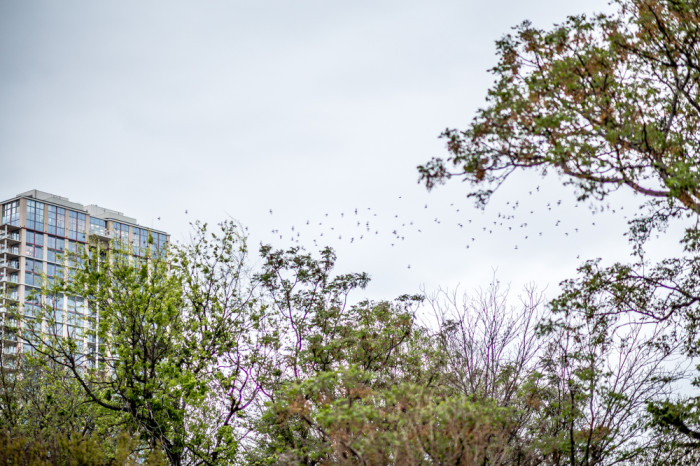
0;222;21;232
0;275;18;285
1;291;19;301
89;225;112;239
0;232;20;244
0;246;20;257
0;260;20;271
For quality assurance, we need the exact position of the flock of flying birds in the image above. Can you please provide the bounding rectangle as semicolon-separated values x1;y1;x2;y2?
253;184;631;273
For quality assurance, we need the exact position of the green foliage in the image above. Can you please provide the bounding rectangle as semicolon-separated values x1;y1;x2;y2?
9;224;677;463
248;244;445;463
0;353;133;463
0;430;168;465
14;221;265;464
6;3;700;463
10;224;451;464
257;368;523;465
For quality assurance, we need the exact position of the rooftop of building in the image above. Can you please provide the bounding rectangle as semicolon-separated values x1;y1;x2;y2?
4;189;166;234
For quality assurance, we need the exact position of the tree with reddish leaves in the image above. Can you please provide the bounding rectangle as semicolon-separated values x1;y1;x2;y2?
419;0;700;460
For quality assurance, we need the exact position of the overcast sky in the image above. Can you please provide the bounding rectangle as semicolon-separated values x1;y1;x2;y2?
4;0;678;302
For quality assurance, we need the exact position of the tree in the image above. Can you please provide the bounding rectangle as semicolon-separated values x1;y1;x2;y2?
535;292;681;464
20;221;266;464
425;281;549;463
418;0;700;456
246;245;440;464
17;224;446;464
0;344;152;463
253;244;431;389
419;0;700;215
259;371;523;465
426;280;544;405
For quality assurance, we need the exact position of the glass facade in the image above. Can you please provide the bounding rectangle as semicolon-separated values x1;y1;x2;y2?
24;259;43;287
1;201;19;226
89;217;107;237
68;210;86;242
47;205;66;237
24;287;40;319
1;193;168;367
26;200;45;232
47;236;65;263
67;296;84;346
132;227;149;256
47;263;63;286
25;231;44;260
66;240;83;280
152;231;168;257
112;222;129;244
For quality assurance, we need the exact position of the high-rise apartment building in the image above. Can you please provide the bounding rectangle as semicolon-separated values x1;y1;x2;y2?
0;189;168;366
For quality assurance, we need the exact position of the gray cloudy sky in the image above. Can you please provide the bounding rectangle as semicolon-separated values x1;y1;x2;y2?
5;0;669;301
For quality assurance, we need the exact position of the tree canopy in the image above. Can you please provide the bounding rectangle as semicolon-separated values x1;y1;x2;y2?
419;0;700;216
419;0;700;459
3;0;700;464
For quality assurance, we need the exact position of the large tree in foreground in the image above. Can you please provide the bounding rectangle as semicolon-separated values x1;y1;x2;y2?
19;221;264;464
419;0;700;459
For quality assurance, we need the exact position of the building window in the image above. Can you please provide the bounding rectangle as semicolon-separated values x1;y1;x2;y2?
63;241;79;283
24;259;43;287
24;289;41;319
68;211;87;242
47;236;65;263
25;231;44;260
66;240;83;266
47;263;64;286
132;227;149;257
152;231;168;258
89;217;107;237
47;293;64;312
1;201;19;226
46;293;65;337
112;222;130;246
67;296;84;343
26;200;45;232
48;205;66;237
2;272;18;284
23;318;41;351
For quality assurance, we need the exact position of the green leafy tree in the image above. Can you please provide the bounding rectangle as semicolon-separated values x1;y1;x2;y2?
20;221;265;464
254;245;433;387
0;351;139;464
247;245;442;464
257;278;552;465
260;369;523;465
